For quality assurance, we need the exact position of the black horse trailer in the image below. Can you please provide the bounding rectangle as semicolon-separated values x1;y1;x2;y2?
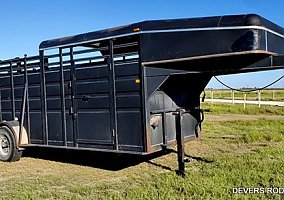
0;14;283;175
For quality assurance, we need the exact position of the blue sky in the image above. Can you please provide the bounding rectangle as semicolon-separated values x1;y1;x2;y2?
0;0;283;88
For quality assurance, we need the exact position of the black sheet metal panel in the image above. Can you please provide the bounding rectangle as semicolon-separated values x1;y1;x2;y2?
146;72;211;150
140;21;284;67
74;63;113;145
115;62;143;152
140;29;267;64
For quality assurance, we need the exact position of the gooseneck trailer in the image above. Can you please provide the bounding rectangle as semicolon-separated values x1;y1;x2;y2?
0;14;283;175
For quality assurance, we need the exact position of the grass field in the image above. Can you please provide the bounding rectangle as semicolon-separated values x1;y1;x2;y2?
0;104;283;199
204;89;284;101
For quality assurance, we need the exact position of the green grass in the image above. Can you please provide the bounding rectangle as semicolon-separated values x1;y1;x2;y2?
0;104;283;199
201;102;284;115
203;119;284;143
102;145;284;200
8;145;282;200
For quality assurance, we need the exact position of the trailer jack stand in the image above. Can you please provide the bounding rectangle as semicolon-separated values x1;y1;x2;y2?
175;109;185;177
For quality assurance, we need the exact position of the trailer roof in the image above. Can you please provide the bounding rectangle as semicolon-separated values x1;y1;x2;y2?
39;14;284;50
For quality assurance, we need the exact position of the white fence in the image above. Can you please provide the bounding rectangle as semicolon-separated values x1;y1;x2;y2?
204;98;284;107
203;89;284;108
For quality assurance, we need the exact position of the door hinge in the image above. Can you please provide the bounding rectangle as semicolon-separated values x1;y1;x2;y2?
112;129;116;137
108;56;114;71
69;107;77;120
72;113;78;120
69;107;74;115
68;81;72;89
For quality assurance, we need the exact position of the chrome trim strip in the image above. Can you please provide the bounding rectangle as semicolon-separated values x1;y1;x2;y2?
142;50;275;65
265;30;268;51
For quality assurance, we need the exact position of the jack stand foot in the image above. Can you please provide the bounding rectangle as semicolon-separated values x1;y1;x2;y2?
176;169;186;177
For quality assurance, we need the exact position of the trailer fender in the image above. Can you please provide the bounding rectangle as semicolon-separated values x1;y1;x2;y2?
0;122;24;162
0;121;28;147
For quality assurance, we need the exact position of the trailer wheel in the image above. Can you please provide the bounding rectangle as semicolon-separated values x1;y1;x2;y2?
0;126;22;162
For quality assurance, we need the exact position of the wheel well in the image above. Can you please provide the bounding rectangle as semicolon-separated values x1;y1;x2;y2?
0;121;28;148
0;122;18;146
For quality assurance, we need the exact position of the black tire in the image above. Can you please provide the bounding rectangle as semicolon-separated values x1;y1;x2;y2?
0;126;22;162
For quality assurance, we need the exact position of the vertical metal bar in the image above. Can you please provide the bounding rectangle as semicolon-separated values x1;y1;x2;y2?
232;90;235;105
59;48;67;146
40;50;48;145
19;83;27;146
9;62;16;120
265;30;268;51
109;40;118;151
0;90;2;121
258;90;261;107
162;112;168;149
70;47;77;147
243;93;246;110
24;55;31;142
176;109;185;177
138;35;150;153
